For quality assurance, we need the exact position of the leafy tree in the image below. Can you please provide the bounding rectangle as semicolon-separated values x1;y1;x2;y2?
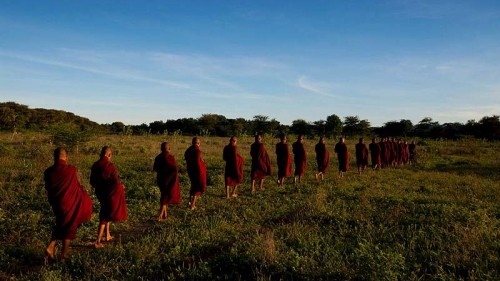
290;119;313;137
477;115;500;140
325;114;342;138
313;120;326;136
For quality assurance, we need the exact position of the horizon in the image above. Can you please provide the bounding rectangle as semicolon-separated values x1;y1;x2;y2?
1;1;499;127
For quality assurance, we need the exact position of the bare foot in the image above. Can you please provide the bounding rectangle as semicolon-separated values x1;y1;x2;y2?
105;236;114;242
232;193;238;198
45;249;56;261
94;243;105;249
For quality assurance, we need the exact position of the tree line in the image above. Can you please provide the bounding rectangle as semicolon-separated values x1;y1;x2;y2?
1;102;499;140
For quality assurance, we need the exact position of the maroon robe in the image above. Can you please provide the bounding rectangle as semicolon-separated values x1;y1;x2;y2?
184;145;207;196
315;142;329;173
292;141;307;176
369;142;381;167
334;142;349;172
153;151;181;205
90;157;128;224
275;142;293;178
250;142;272;180
355;143;369;167
223;143;244;186
379;140;387;166
44;159;92;240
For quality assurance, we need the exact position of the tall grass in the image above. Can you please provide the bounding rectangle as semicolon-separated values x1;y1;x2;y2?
0;133;498;280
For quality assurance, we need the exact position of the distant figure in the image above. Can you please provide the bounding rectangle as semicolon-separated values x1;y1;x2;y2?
275;133;293;186
292;134;307;183
402;140;409;164
153;142;181;221
379;138;387;168
223;136;244;198
44;147;93;260
90;146;128;248
314;136;329;180
369;138;381;169
184;137;207;210
355;138;369;174
334;137;349;178
409;141;417;165
250;133;272;192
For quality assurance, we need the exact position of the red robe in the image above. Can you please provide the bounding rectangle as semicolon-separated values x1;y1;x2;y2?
250;142;271;180
369;142;381;167
275;142;292;178
355;143;369;167
334;142;349;172
315;142;329;173
223;144;244;186
153;152;181;205
292;141;307;176
184;145;207;196
90;157;128;224
44;159;92;240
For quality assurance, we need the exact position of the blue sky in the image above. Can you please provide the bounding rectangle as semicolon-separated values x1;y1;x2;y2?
1;0;499;126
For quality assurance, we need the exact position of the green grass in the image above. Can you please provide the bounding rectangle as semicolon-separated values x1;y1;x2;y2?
0;133;499;280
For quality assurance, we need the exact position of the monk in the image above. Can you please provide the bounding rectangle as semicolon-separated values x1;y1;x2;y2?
334;137;349;178
292;134;307;183
369;137;381;169
275;133;292;186
223;136;244;198
250;133;271;192
409;141;417;165
90;146;128;248
314;136;329;180
184;137;207;210
379;138;387;168
44;147;93;260
153;142;181;221
355;138;369;174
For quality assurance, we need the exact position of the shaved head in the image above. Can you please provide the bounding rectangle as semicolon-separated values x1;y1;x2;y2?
53;147;68;163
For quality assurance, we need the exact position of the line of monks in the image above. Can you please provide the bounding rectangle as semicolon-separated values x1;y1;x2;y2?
43;135;416;261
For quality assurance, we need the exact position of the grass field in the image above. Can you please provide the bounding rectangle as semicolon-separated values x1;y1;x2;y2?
0;132;499;280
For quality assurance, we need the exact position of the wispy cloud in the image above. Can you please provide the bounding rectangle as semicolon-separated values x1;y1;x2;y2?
297;76;338;97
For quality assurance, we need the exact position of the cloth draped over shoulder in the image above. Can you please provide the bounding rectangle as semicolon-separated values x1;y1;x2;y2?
90;157;128;224
315;142;329;173
153;151;181;205
369;142;381;166
276;142;293;178
250;142;272;180
44;159;93;240
223;144;244;186
184;145;207;196
334;142;349;172
355;143;369;166
292;141;307;176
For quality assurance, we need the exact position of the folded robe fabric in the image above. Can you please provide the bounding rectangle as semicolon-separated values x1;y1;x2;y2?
184;145;207;196
90;157;128;224
334;142;349;172
355;143;369;166
44;159;93;240
369;142;381;166
250;142;271;180
223;144;244;186
315;142;330;173
153;151;181;205
292;141;307;176
276;142;293;178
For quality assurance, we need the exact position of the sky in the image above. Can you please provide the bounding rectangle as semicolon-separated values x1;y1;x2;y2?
1;0;499;126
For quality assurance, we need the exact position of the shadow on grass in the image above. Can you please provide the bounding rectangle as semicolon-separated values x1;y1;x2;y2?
432;160;500;181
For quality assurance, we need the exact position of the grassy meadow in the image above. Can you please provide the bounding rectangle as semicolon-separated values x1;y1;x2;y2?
0;132;499;280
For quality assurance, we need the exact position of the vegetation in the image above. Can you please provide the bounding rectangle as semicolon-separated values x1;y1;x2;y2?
2;102;499;140
0;132;498;280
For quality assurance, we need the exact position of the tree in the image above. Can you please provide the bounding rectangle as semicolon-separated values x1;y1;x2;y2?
313;120;326;136
290;119;313;137
325;114;342;138
477;115;500;140
412;117;439;138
